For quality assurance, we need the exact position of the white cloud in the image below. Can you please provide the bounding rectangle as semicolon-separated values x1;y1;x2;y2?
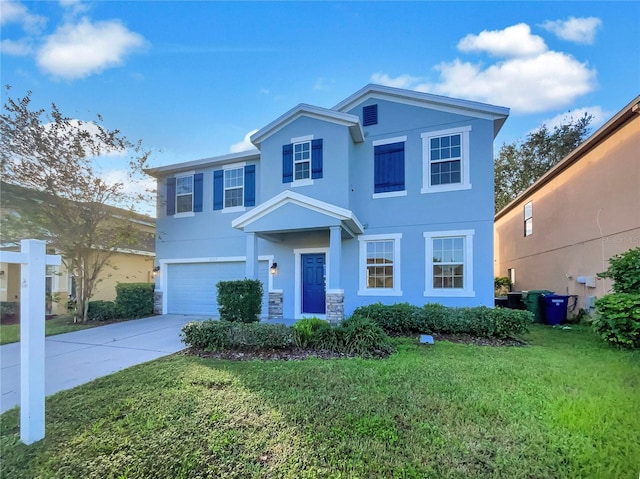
230;129;259;153
0;0;47;34
458;23;546;57
36;18;147;79
0;38;33;55
540;106;610;132
541;17;602;45
372;23;597;114
313;77;335;91
370;72;422;89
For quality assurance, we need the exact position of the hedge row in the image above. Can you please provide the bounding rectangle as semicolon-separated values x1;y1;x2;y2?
352;302;533;339
87;283;154;321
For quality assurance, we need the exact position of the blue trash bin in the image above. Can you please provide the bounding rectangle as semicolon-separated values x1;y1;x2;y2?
542;295;569;325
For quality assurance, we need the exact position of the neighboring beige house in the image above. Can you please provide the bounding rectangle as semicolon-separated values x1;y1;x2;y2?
0;182;155;315
494;95;640;313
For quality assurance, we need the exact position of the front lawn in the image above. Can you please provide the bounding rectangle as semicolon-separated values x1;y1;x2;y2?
1;325;638;478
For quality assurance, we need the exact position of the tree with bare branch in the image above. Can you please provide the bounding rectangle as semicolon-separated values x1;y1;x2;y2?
1;87;153;322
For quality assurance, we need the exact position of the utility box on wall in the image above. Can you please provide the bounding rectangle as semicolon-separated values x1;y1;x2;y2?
576;276;597;288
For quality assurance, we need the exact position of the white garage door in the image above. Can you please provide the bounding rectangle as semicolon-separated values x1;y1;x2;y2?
166;261;269;316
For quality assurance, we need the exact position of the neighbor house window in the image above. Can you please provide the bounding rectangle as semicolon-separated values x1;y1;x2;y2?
358;233;402;296
424;230;475;297
373;136;407;198
421;126;471;193
176;175;194;213
524;201;533;236
224;167;244;208
294;141;311;181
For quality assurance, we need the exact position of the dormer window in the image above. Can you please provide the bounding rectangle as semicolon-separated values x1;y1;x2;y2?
294;141;311;181
282;137;323;185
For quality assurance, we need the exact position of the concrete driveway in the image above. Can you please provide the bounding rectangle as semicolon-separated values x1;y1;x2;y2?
0;314;210;414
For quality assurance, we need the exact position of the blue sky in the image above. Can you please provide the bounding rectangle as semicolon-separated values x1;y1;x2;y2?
1;0;639;209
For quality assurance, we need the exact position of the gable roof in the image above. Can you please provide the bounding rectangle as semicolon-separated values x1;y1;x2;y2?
494;94;640;220
333;84;510;137
250;104;364;148
231;190;364;237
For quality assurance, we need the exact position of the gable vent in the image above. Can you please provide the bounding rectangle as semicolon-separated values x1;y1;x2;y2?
363;104;378;126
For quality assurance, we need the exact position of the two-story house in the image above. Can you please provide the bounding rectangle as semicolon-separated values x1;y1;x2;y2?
146;84;509;321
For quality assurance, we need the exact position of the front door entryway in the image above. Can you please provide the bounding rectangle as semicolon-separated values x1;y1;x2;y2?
301;253;326;314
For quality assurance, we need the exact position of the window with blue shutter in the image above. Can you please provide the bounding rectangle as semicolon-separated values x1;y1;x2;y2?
363;104;378;126
282;143;293;183
311;138;323;179
213;170;224;210
374;142;405;193
244;165;256;206
166;177;176;216
193;173;203;212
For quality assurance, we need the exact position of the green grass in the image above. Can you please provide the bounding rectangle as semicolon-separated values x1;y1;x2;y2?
0;315;140;345
1;324;639;478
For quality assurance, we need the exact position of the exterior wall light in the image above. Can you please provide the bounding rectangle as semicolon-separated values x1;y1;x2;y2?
270;262;278;275
152;265;160;277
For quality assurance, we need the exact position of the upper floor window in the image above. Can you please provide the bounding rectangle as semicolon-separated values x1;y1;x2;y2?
358;233;402;296
424;229;475;297
524;201;533;236
214;164;255;212
283;137;323;185
421;126;471;194
224;167;244;208
294;141;311;181
176;175;193;213
372;136;407;199
166;172;203;216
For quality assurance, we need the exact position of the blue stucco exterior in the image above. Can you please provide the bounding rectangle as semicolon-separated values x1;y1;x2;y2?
148;84;509;319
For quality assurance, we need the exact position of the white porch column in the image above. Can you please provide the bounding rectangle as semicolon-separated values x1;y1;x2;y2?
328;226;342;290
245;232;258;279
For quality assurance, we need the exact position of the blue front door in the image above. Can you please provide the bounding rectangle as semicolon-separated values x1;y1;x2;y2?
302;253;326;314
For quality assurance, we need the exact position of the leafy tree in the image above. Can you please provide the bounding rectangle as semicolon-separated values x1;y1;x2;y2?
0;87;152;322
495;114;593;213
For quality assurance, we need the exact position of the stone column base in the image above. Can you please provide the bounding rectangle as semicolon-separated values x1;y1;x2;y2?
153;291;163;315
326;291;344;323
268;291;283;319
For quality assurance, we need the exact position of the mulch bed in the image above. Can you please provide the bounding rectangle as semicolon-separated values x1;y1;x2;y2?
184;334;527;361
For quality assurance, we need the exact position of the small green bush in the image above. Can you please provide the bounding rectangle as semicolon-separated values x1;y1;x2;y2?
292;317;331;347
309;326;344;352
115;283;154;319
489;308;533;339
217;279;263;323
181;320;292;351
353;302;424;335
421;303;450;333
340;316;395;356
87;300;119;321
593;293;640;349
597;247;640;293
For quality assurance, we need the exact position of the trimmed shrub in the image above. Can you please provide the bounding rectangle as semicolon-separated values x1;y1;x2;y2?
489;308;533;339
353;302;424;335
292;317;331;347
422;303;452;333
115;283;154;319
597;247;640;293
181;320;292;351
217;279;263;323
340;316;395;356
593;293;640;349
87;300;119;321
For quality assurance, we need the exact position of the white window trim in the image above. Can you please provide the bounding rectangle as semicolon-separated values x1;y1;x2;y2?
372;191;407;199
524;201;533;236
291;134;314;143
174;170;195;217
222;163;246;212
358;233;402;296
292;178;314;188
421;126;471;194
372;136;407;197
424;229;475;298
372;135;407;147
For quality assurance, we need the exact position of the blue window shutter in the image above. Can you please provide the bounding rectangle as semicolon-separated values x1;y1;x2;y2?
311;138;323;179
363;104;378;126
166;177;176;216
213;170;224;210
374;142;405;193
282;143;293;183
244;165;256;207
193;173;203;212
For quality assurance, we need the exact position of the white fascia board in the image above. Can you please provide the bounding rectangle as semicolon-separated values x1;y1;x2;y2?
334;84;509;135
232;190;364;234
145;150;260;178
250;104;363;146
